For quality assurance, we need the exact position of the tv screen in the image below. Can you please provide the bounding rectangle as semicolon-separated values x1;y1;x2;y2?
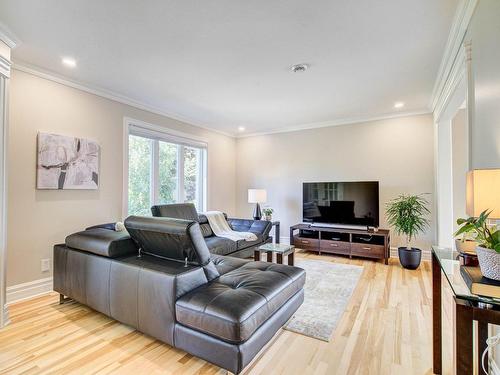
303;181;379;227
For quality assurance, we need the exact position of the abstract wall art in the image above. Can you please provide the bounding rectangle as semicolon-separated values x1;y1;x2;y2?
36;132;99;189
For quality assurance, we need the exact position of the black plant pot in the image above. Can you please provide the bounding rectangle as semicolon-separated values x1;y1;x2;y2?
398;247;422;270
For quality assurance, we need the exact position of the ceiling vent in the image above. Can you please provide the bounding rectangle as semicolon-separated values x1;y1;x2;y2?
290;63;309;73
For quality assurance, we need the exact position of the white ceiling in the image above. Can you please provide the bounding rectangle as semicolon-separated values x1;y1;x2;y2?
0;0;458;136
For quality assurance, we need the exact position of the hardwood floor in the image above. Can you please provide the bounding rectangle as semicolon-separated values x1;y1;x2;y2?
0;251;438;375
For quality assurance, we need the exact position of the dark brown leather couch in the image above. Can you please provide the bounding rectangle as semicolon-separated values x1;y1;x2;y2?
151;203;273;258
53;216;305;374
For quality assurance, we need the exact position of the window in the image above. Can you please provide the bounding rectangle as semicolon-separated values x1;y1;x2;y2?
125;119;207;216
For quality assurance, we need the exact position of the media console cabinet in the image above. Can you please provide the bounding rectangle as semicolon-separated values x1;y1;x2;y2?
289;224;390;264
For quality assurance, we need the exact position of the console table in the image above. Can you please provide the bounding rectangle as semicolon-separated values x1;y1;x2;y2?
432;246;500;375
289;224;390;264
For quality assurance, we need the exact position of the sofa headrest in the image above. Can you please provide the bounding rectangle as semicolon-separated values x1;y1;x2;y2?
198;212;228;224
65;228;137;258
124;216;214;269
151;203;199;221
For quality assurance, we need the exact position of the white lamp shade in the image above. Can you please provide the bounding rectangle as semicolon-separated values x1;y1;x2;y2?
248;189;267;203
466;169;500;219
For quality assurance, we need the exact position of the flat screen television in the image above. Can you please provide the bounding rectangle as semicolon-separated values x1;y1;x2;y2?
303;181;379;228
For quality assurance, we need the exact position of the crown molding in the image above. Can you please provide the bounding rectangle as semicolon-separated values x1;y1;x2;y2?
236;109;432;138
433;44;467;123
14;62;432;140
12;62;235;138
0;55;11;78
0;22;18;49
430;0;478;113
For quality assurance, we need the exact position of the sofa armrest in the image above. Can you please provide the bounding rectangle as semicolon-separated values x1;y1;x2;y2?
86;222;119;231
227;218;273;239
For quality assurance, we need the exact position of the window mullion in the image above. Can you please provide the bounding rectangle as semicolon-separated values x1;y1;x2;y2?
195;149;202;209
177;145;185;203
151;140;159;206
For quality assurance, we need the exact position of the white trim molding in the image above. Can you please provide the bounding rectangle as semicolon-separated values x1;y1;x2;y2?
123;117;209;218
12;62;234;138
0;22;18;49
6;277;53;305
237;109;431;139
0;64;10;328
14;62;434;140
431;0;478;114
0;55;11;79
433;45;467;123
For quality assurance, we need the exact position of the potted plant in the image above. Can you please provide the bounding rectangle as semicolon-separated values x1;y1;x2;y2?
262;208;274;221
455;217;478;255
455;210;500;280
386;194;430;269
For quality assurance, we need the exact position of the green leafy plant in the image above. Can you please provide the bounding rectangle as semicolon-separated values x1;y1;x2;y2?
455;210;500;253
262;208;274;216
386;194;430;249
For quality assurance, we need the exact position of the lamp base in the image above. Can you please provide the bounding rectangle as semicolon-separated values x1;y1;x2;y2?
253;203;262;220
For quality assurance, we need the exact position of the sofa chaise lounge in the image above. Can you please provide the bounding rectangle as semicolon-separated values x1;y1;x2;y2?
151;203;273;258
53;215;305;374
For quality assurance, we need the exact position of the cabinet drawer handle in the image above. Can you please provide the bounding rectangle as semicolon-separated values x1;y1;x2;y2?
301;240;309;244
330;243;338;247
362;247;371;250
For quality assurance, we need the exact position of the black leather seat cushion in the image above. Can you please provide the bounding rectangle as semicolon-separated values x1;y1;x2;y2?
175;261;305;343
65;228;137;258
236;233;263;250
211;254;250;275
228;219;272;240
205;236;237;255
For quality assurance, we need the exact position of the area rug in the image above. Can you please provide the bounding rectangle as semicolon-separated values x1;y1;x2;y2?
284;259;364;342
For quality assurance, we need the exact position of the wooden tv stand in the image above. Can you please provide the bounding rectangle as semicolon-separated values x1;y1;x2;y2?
289;224;390;264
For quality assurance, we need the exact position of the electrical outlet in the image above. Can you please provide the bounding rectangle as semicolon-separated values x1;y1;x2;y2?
41;258;50;272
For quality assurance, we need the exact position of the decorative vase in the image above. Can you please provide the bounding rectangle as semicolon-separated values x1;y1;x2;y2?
455;239;477;254
265;214;272;221
476;246;500;281
398;247;422;270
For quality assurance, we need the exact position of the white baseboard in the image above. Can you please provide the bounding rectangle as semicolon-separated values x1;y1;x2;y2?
279;236;291;245
2;304;10;326
6;277;53;305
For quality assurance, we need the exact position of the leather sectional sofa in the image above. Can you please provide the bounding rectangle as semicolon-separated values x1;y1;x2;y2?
151;203;273;258
53;215;305;374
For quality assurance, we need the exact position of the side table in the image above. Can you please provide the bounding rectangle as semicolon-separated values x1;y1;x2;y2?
432;246;500;375
255;243;295;266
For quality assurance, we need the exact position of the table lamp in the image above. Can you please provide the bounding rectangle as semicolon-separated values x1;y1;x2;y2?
248;189;267;220
466;169;500;219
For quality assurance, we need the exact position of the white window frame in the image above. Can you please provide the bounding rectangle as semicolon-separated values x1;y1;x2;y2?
123;117;208;218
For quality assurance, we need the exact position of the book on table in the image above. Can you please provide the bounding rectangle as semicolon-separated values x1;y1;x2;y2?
460;266;500;298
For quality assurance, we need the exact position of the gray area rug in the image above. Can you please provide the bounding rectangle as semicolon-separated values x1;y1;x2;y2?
284;259;364;342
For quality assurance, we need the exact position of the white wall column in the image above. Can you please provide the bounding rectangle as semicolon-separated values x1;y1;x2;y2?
0;30;15;329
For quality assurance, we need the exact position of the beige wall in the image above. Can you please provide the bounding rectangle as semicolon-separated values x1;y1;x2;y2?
466;0;500;170
235;114;436;251
6;69;236;286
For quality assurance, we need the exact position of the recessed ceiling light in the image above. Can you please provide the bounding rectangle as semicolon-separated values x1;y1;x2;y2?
394;102;405;109
290;63;309;73
238;126;246;132
62;57;77;68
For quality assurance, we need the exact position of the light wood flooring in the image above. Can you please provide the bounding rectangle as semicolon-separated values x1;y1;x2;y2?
0;250;447;375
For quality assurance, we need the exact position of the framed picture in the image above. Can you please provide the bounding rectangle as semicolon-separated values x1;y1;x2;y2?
36;132;99;190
